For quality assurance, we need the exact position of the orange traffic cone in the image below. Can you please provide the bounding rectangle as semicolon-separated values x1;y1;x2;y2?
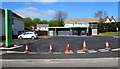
83;40;87;51
24;44;29;53
49;43;53;52
105;41;110;49
64;42;70;53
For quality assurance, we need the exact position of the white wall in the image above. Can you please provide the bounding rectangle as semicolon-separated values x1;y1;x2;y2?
77;23;89;27
92;29;98;35
105;19;111;23
37;27;48;31
111;19;116;22
49;30;53;36
12;17;24;35
0;14;3;36
0;13;5;36
0;12;24;36
64;23;74;27
64;23;89;27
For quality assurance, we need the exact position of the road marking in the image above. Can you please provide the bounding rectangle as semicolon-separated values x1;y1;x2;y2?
99;49;110;52
111;48;120;52
88;50;97;53
41;52;50;55
76;50;85;54
64;50;73;54
29;52;38;54
113;36;120;38
0;45;23;50
7;51;25;53
53;52;61;54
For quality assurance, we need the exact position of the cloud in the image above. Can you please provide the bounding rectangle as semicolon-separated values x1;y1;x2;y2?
14;7;56;19
25;2;32;5
27;7;38;10
43;10;55;15
14;7;41;18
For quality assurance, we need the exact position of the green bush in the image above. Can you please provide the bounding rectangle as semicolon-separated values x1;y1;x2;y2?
38;30;47;36
98;22;119;33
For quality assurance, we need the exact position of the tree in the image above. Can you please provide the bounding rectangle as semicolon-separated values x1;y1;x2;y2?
48;20;60;27
53;11;67;26
94;11;107;18
98;22;118;33
32;18;41;26
24;17;33;28
41;20;48;24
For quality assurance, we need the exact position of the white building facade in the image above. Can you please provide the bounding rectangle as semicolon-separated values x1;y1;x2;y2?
100;16;116;23
48;18;99;36
36;24;49;31
0;9;24;37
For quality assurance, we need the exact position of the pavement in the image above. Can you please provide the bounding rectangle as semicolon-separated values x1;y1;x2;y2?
0;36;119;59
2;58;120;67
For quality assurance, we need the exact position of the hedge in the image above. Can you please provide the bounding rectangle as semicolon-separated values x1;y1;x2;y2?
98;22;120;33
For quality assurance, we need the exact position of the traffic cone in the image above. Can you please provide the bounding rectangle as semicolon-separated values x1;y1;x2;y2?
105;41;110;49
24;44;29;53
83;40;87;51
49;43;53;53
64;42;70;53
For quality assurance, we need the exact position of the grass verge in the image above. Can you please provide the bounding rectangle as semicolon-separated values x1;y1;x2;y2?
99;32;120;35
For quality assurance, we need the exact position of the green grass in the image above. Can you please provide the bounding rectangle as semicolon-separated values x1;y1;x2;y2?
99;32;120;35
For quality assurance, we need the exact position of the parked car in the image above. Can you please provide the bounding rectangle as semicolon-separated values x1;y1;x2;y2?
18;32;38;39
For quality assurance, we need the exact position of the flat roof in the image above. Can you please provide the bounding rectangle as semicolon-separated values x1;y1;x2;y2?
48;26;89;28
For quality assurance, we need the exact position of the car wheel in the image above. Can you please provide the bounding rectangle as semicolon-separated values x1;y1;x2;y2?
19;36;22;40
31;36;35;40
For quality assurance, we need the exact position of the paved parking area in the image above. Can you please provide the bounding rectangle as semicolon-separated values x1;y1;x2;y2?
1;36;120;59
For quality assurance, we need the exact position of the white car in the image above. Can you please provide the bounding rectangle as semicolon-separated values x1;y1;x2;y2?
18;32;38;39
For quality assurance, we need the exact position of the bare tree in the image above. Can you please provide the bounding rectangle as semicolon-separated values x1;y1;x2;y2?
53;11;67;26
94;11;107;18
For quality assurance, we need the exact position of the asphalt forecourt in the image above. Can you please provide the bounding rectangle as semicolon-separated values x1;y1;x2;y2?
1;36;120;59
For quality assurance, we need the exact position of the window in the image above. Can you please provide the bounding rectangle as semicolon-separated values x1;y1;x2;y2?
29;33;33;34
12;18;14;25
78;23;82;25
18;31;22;35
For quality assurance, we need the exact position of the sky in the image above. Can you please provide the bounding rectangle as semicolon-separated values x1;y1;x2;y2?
1;2;119;21
1;0;120;2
